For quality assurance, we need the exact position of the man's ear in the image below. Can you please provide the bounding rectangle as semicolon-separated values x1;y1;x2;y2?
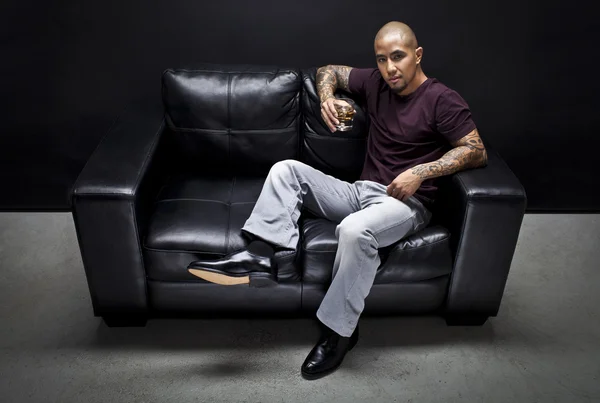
415;47;424;64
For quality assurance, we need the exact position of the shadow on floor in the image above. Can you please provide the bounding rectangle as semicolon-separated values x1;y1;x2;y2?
83;314;513;353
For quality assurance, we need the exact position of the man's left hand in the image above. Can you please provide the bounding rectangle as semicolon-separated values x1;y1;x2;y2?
387;170;423;201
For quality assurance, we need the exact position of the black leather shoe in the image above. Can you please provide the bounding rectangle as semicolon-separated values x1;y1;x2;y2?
301;325;359;380
187;249;277;287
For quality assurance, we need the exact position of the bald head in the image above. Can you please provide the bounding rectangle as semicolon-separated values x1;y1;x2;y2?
375;21;418;49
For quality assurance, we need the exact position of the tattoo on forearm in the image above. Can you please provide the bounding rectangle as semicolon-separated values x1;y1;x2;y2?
411;130;488;180
411;147;479;178
316;68;336;103
316;65;352;103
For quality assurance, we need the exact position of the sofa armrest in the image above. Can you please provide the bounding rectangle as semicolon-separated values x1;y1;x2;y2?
432;145;527;319
71;100;166;322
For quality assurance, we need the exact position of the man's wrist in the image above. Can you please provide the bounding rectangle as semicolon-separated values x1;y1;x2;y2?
318;91;335;104
410;163;435;180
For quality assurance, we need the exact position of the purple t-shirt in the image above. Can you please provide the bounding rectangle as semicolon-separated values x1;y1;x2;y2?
348;68;477;209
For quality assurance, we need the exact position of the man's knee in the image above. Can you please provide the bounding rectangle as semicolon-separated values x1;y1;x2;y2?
270;159;295;173
336;218;375;247
269;159;307;179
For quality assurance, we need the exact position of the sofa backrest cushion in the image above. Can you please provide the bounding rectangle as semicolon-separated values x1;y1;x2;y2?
162;65;301;175
300;68;368;182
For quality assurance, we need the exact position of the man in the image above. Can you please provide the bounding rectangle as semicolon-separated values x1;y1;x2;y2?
187;21;488;379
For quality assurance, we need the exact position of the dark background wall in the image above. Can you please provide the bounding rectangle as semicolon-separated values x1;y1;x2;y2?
1;0;597;211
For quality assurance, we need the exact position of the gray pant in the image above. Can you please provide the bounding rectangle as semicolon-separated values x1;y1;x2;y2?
242;160;432;337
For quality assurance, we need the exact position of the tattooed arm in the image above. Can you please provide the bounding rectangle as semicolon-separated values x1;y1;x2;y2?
410;129;488;180
316;65;354;132
316;65;353;103
386;129;488;201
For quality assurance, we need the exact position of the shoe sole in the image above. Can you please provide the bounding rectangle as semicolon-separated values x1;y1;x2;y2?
300;335;358;380
188;269;277;288
188;269;249;285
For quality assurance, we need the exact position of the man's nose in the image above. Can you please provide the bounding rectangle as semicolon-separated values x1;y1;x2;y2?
386;61;397;74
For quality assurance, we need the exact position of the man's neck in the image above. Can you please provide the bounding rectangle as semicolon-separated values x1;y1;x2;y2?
398;70;428;96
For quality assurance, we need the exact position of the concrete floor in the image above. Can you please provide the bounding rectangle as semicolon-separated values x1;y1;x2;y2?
0;213;599;403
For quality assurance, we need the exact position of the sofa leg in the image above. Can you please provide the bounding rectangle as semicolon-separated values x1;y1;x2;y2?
102;315;148;327
444;314;488;326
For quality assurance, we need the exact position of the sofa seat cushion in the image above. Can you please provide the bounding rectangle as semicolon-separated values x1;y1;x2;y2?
301;218;453;284
143;175;299;282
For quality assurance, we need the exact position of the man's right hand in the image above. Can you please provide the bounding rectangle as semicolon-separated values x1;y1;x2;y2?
321;98;353;133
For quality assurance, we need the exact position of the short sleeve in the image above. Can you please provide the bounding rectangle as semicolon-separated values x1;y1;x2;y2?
435;89;477;143
348;68;379;97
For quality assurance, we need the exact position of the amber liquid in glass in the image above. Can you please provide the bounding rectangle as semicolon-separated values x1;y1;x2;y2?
335;106;355;131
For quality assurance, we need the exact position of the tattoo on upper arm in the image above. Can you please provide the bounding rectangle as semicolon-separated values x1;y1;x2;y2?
332;65;352;91
316;65;353;103
451;129;486;153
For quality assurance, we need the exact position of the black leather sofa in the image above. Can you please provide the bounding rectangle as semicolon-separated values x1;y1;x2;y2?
71;65;527;328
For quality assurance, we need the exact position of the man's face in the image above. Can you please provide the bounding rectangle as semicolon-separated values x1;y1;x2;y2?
374;35;422;95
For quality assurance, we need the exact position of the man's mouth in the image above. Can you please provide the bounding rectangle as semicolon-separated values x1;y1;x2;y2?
389;76;401;84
